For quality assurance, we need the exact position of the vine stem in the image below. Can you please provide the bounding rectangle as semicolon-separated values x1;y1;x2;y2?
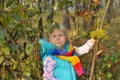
89;0;111;80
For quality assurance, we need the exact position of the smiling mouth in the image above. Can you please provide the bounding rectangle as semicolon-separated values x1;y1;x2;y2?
56;43;62;48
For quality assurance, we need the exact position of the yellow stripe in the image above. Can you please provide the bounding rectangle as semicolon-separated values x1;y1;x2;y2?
57;56;80;65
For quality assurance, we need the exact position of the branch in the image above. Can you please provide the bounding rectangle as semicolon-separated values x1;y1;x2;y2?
100;0;111;28
89;0;111;80
89;40;99;80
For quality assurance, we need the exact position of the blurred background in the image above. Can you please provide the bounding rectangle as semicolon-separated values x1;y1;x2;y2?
0;0;120;80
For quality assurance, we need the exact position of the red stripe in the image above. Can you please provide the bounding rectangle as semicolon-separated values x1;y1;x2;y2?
65;50;74;56
74;62;84;76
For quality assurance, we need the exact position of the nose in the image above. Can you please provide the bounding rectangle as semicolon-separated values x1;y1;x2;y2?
56;36;60;40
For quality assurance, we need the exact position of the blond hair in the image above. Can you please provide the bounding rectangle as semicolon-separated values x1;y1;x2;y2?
44;22;68;41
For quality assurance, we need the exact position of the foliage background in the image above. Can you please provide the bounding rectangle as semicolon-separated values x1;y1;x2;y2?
0;0;120;80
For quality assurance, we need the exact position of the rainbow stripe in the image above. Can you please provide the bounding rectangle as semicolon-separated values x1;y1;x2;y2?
48;43;84;76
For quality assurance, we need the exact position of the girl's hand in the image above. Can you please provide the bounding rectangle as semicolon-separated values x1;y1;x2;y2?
90;38;96;44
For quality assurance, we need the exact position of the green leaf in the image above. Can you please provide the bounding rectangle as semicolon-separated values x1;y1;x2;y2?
0;30;6;40
23;71;30;76
0;56;4;64
26;7;37;17
0;16;8;27
19;52;25;60
23;26;32;31
23;0;33;5
7;23;15;29
31;61;36;68
12;13;21;22
107;72;113;78
25;60;30;64
13;62;18;70
107;63;111;68
21;63;25;68
10;44;19;51
103;55;109;61
110;56;118;63
2;47;10;55
25;65;31;72
6;0;14;7
101;63;107;69
26;43;33;55
0;40;5;47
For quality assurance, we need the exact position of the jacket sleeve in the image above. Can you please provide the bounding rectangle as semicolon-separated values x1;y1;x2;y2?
78;39;94;55
39;39;56;61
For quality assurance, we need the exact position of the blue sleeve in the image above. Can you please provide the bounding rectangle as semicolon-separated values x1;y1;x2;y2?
38;39;56;60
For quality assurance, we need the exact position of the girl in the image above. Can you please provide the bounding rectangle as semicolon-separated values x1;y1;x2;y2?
39;23;96;80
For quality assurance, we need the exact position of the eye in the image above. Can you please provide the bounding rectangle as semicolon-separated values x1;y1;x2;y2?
59;34;64;37
52;35;56;38
60;34;63;37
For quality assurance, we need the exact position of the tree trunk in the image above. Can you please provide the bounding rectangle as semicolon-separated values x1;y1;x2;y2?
46;0;54;22
89;0;101;30
63;7;70;29
106;0;113;23
38;0;43;38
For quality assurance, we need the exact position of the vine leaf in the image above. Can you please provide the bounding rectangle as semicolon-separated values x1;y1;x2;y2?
0;16;8;27
12;13;21;22
0;56;4;64
26;7;37;17
19;52;25;60
12;61;18;70
6;0;14;7
26;43;33;55
1;47;10;55
0;30;6;40
107;72;113;78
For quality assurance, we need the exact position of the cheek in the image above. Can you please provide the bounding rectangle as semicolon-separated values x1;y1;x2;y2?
49;38;55;44
62;37;67;43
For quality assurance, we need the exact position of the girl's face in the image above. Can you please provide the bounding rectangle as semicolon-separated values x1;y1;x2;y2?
49;29;66;48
